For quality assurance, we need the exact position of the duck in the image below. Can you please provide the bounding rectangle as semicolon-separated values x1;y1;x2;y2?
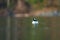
32;18;38;24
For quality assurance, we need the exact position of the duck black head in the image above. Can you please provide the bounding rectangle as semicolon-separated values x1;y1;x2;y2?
33;18;37;21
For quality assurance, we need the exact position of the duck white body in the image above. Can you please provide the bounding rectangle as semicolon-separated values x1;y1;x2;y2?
32;21;38;24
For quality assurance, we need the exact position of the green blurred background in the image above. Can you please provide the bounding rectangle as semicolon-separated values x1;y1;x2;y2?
0;0;60;40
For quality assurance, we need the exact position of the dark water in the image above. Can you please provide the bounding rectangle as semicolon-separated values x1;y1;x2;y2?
0;16;60;40
0;17;7;40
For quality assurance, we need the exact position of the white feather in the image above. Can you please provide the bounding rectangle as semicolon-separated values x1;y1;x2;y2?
32;21;38;24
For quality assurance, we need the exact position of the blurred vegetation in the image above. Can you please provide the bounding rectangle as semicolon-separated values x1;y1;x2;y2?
8;0;44;10
0;0;60;10
27;0;44;9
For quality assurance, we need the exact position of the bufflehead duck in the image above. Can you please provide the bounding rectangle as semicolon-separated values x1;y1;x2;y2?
32;18;38;24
